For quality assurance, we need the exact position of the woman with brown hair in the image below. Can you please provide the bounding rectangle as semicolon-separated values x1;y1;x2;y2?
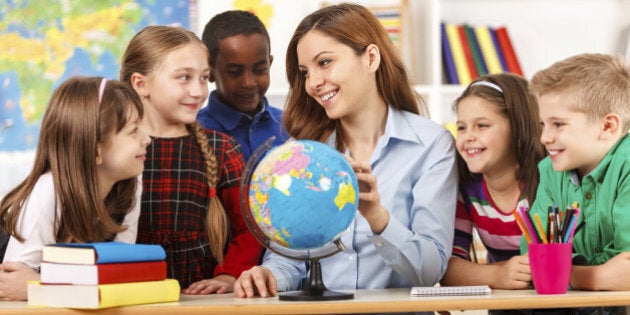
235;3;457;298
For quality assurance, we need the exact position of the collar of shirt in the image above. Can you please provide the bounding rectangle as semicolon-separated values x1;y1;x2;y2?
206;91;277;131
568;134;630;186
326;106;422;164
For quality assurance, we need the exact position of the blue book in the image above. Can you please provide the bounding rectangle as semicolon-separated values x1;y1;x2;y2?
440;22;459;84
489;26;508;72
43;242;166;265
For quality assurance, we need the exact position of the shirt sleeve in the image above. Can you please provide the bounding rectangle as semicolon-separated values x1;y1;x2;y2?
366;129;458;286
452;192;474;260
262;249;307;291
212;137;262;278
113;176;142;244
3;174;57;269
213;186;263;278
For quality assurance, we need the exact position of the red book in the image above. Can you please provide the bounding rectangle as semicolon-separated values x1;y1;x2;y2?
494;26;523;76
457;24;479;80
40;260;167;285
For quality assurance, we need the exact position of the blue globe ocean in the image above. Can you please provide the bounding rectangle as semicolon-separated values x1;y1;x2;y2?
249;140;359;249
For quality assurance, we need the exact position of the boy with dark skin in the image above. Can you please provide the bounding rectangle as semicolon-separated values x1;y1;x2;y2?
197;10;287;163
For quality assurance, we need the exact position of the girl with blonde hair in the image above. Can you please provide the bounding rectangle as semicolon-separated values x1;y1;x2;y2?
120;25;261;294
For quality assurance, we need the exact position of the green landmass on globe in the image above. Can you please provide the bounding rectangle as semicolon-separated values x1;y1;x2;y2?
248;140;359;249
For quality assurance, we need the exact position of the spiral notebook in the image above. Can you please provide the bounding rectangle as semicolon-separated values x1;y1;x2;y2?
410;285;491;296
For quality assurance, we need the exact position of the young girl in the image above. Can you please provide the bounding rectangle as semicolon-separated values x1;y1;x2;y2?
440;73;545;290
0;77;150;300
234;3;458;298
120;25;261;294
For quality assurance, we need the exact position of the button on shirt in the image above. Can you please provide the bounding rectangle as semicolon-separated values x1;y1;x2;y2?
262;107;458;291
521;134;630;265
197;91;288;162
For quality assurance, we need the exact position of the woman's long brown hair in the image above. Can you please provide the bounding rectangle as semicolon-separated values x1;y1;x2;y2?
283;3;426;151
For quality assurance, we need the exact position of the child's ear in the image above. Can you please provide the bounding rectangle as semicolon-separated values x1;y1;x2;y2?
209;69;216;83
130;72;149;99
601;113;621;140
96;145;103;166
269;54;274;67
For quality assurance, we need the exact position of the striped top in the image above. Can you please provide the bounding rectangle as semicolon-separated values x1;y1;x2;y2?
453;178;525;263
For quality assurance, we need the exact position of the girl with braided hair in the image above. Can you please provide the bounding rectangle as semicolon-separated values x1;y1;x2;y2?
120;25;261;294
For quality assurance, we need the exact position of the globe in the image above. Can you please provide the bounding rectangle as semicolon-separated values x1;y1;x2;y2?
240;138;359;301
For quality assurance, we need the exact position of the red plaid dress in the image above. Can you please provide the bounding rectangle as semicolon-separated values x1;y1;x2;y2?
139;130;261;288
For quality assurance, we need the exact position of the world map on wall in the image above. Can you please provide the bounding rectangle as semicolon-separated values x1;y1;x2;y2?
0;0;192;151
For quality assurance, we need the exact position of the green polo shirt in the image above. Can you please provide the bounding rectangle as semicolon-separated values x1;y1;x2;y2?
520;134;630;265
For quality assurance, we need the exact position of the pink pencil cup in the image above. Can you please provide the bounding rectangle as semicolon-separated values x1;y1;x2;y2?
528;243;572;294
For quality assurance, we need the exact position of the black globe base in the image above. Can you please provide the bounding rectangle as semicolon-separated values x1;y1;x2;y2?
279;258;354;301
279;289;354;301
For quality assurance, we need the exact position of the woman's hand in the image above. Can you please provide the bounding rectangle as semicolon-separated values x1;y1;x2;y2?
346;156;389;234
233;266;277;298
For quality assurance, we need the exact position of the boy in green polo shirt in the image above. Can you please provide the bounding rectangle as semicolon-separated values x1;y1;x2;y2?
520;53;630;292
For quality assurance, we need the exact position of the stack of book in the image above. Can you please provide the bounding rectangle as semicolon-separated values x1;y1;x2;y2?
441;22;523;85
28;242;180;309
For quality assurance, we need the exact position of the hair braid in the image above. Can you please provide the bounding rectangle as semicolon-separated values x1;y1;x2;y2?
187;122;228;263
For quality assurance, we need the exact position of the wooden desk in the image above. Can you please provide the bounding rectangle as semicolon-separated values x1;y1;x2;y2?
2;289;630;314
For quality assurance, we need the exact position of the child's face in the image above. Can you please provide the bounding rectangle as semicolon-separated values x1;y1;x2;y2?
145;43;210;127
212;33;272;116
455;96;516;177
297;30;375;120
539;92;606;177
97;107;150;190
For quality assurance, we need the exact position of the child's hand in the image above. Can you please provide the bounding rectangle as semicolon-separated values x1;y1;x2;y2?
182;274;236;295
345;155;389;234
593;252;630;290
496;255;531;289
0;262;40;301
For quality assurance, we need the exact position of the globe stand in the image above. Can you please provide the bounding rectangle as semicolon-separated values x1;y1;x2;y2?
279;258;353;301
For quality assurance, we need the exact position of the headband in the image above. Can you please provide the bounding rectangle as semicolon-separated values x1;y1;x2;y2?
470;80;503;93
98;78;107;104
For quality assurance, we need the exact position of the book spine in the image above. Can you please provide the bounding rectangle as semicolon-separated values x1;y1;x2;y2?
463;24;488;77
445;23;472;85
94;243;166;264
99;279;180;308
489;26;508;72
440;22;459;84
98;261;167;284
457;24;479;81
474;25;503;74
494;26;523;76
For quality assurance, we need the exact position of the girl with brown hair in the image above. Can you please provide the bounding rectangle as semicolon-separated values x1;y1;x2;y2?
120;25;261;294
0;77;150;300
441;73;545;293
